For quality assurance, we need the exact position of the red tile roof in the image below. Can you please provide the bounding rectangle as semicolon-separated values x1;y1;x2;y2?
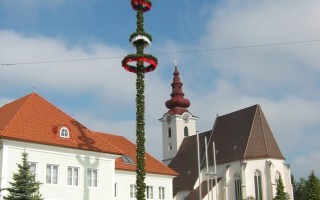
0;93;122;154
96;132;177;176
0;92;177;176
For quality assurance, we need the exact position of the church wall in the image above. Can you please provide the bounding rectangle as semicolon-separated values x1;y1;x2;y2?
192;159;293;200
161;112;197;165
243;158;293;200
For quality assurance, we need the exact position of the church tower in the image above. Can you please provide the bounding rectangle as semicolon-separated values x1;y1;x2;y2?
160;66;198;165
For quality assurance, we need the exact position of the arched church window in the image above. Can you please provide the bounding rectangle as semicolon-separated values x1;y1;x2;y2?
254;170;263;200
234;173;242;200
168;127;171;138
275;171;280;186
184;126;188;137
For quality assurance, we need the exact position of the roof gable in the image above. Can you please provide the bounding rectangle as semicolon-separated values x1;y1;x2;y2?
244;105;284;159
0;93;122;155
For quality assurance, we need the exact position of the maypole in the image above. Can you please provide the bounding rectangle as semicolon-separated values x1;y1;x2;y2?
121;1;158;200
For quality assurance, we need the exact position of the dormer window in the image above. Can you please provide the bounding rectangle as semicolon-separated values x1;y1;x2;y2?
121;155;134;164
60;127;69;138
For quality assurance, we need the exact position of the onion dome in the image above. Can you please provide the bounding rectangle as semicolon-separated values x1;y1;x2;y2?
165;66;190;115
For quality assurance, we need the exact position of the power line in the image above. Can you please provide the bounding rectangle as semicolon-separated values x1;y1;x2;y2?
1;39;320;66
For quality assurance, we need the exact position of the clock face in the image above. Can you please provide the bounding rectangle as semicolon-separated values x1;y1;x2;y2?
183;114;189;123
166;116;172;124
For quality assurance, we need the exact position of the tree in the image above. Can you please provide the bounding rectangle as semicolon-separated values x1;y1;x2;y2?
306;170;320;200
4;152;43;200
292;174;309;199
274;175;290;200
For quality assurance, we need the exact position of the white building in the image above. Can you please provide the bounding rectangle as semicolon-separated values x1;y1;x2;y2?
160;66;294;200
0;92;177;200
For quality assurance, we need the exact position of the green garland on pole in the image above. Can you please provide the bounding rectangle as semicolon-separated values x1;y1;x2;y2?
121;1;158;200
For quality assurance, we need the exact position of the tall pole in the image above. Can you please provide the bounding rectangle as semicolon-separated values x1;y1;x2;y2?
196;131;202;200
205;136;210;200
213;141;218;200
122;1;158;200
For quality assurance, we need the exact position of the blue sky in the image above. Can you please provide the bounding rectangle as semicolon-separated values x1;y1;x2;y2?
0;0;320;179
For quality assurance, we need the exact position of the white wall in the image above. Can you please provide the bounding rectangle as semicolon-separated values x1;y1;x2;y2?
161;112;197;165
115;170;174;200
178;159;293;200
0;139;118;200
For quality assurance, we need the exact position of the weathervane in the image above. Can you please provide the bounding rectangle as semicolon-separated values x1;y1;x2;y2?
174;59;178;67
121;1;157;200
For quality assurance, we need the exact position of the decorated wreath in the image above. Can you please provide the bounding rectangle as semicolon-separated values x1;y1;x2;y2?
122;54;158;73
131;0;152;12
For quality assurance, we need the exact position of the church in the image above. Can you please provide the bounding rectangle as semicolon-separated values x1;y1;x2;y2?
160;67;294;200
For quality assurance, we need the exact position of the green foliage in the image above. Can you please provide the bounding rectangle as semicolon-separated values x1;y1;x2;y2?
243;196;255;200
4;152;43;200
306;170;320;200
274;175;290;200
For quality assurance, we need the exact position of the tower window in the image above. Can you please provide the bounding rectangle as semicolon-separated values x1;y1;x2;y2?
168;127;171;138
60;127;69;138
184;126;189;137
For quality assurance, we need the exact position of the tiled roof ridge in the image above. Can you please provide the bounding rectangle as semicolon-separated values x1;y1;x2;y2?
92;131;124;154
1;93;34;135
243;104;259;159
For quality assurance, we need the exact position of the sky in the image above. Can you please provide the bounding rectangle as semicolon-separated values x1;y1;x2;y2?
0;0;319;179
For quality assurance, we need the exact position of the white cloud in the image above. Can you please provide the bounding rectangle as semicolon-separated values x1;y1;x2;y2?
292;150;320;178
0;30;135;104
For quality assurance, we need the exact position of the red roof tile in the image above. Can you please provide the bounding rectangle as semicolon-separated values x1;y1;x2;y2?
0;93;122;155
96;132;178;176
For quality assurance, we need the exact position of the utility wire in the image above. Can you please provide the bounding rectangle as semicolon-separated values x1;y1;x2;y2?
1;39;320;66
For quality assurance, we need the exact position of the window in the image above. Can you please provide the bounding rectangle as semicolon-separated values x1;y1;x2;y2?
168;127;171;138
46;164;59;184
235;173;242;200
275;171;280;186
115;183;118;198
254;170;263;200
146;185;153;199
184;126;189;137
121;155;134;164
168;143;172;151
28;162;38;179
87;168;98;187
159;186;165;199
67;166;79;186
130;184;137;198
60;127;69;138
